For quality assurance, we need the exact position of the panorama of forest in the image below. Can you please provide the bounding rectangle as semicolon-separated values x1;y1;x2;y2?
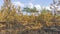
0;0;60;34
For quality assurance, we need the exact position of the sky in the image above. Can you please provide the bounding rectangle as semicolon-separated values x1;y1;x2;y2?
0;0;53;10
13;0;52;6
0;0;52;6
